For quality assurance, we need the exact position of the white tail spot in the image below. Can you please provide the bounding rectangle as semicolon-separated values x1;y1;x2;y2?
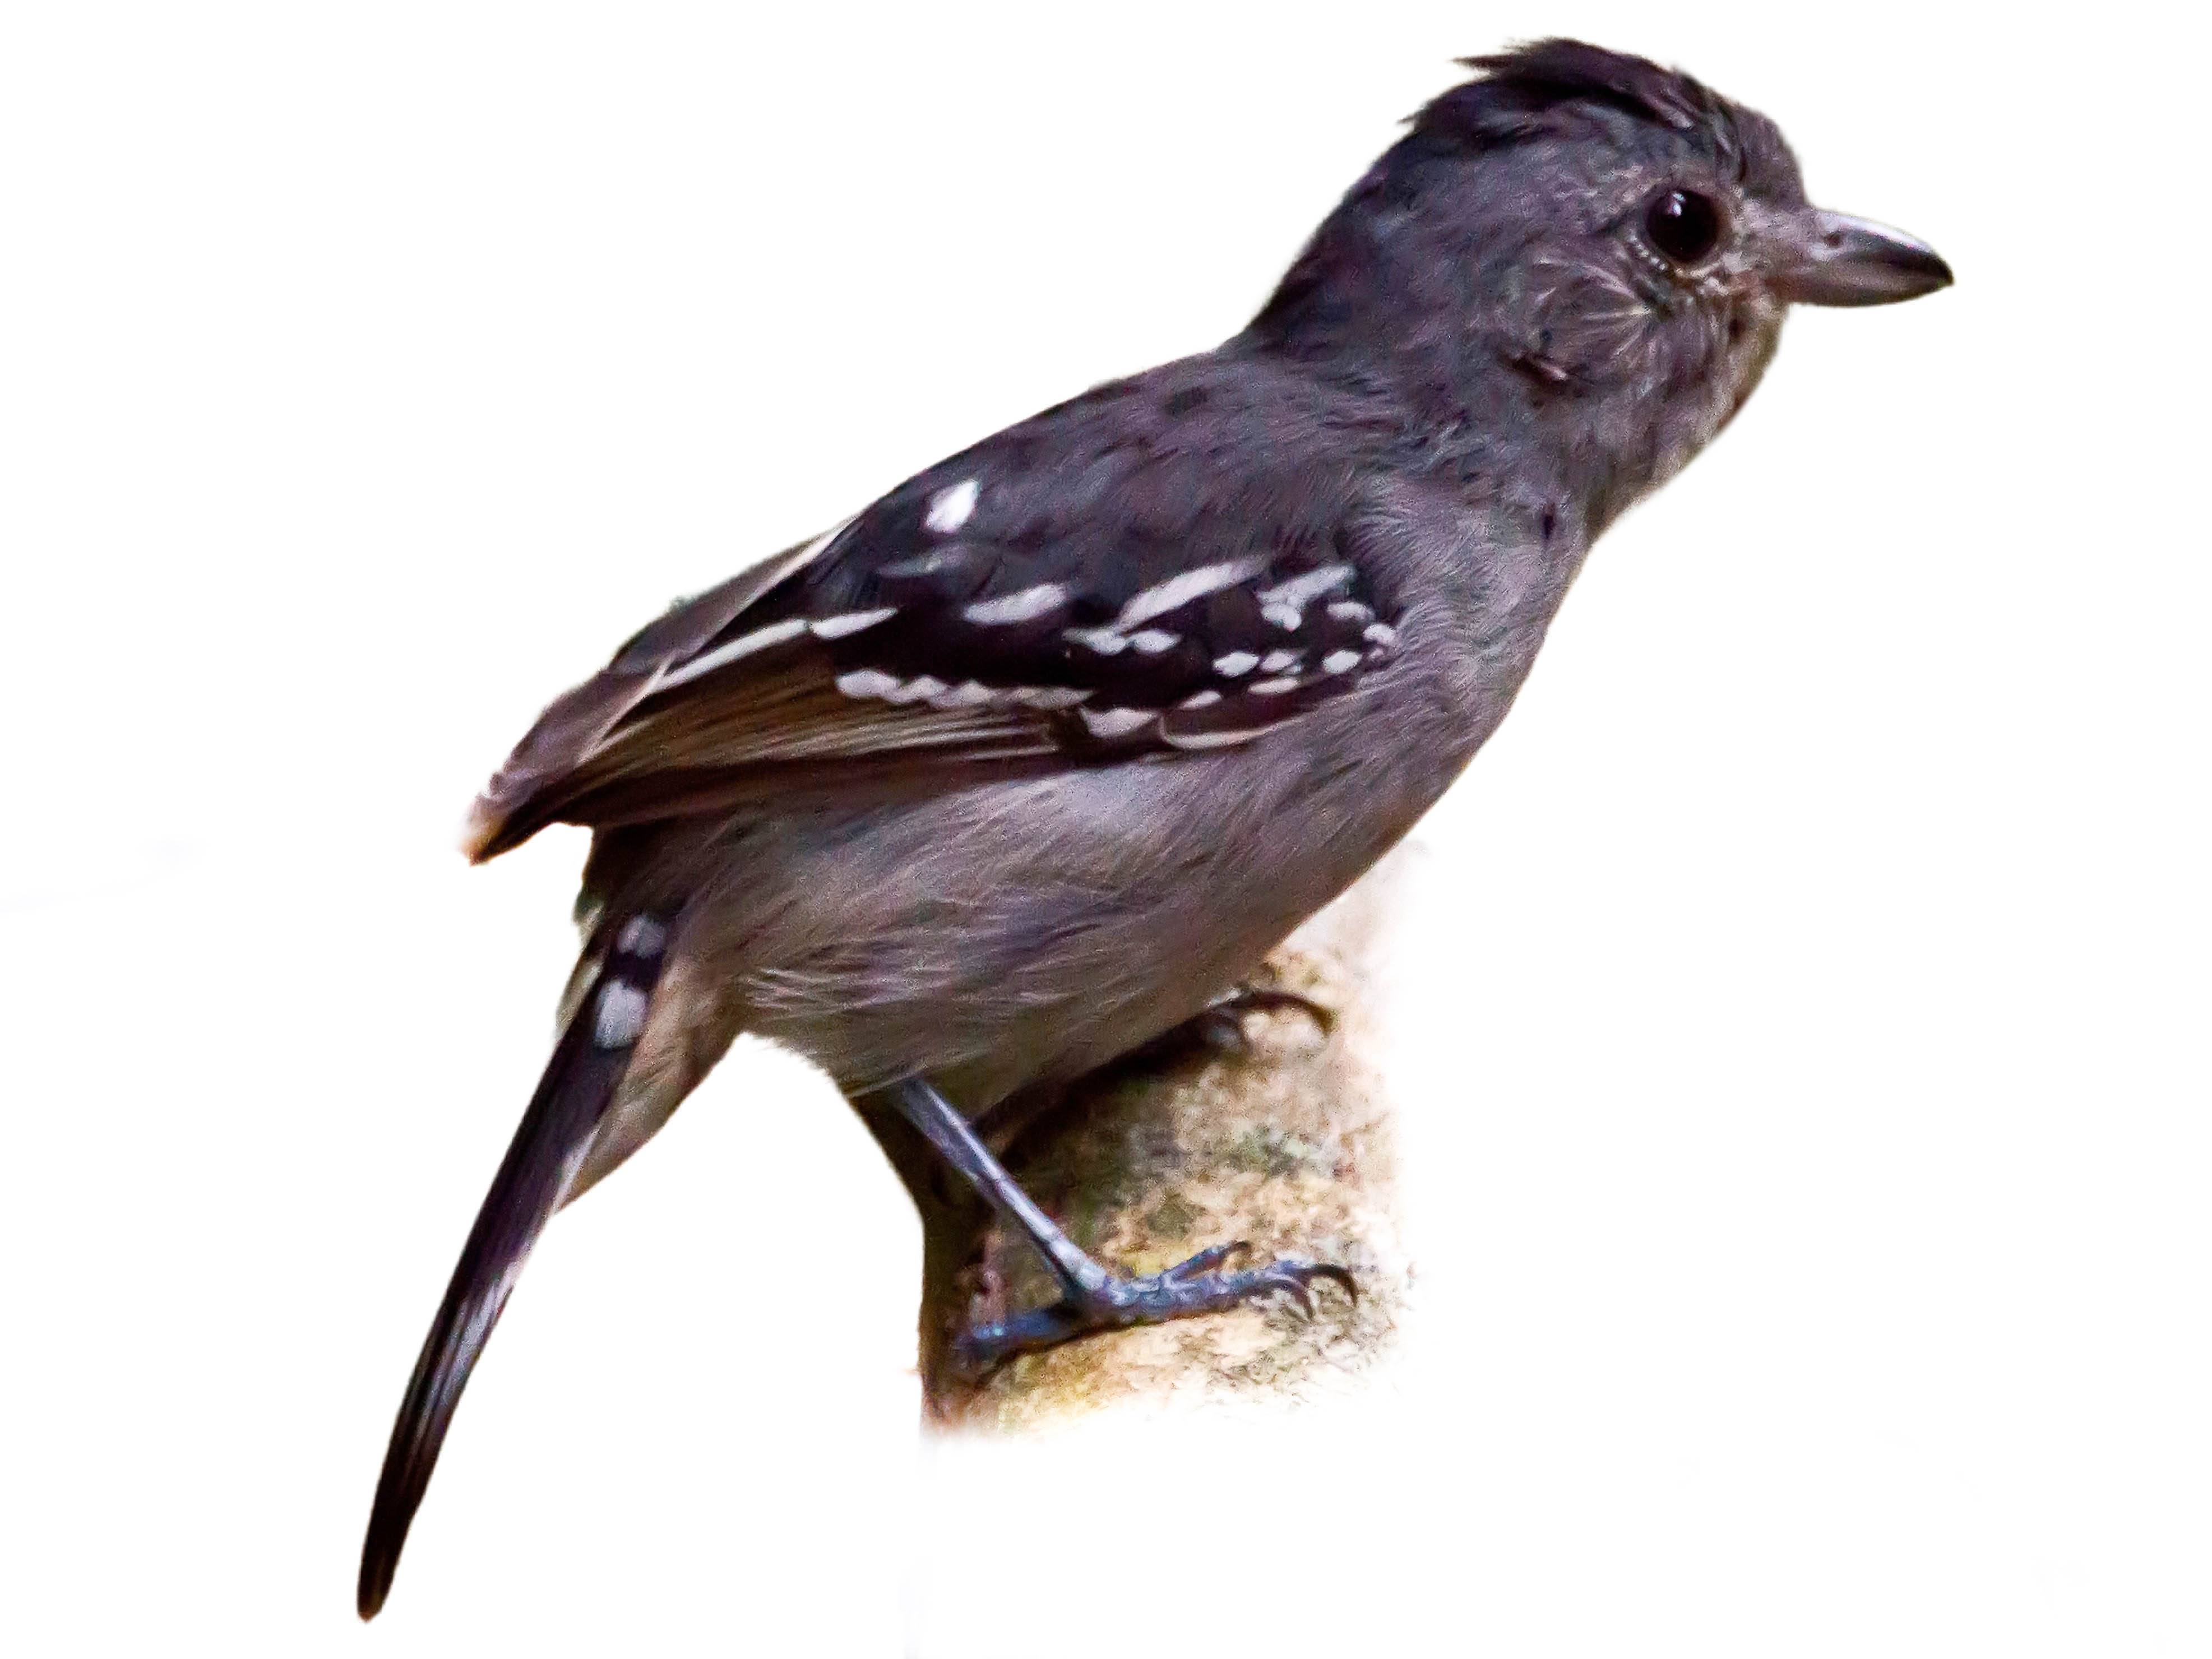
616;916;667;957
594;980;650;1049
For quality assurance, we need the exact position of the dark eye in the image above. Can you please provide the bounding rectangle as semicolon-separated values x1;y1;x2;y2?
1644;188;1722;265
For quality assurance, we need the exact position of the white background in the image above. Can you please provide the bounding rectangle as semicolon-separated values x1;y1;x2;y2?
3;3;2204;1654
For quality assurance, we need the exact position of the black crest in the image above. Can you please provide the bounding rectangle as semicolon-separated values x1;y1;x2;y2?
1444;40;1723;134
1410;39;1741;161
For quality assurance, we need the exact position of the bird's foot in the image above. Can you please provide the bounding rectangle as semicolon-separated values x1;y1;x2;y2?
951;1241;1355;1376
1126;984;1335;1065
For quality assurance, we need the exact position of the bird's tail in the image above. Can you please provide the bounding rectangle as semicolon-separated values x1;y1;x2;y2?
355;914;673;1621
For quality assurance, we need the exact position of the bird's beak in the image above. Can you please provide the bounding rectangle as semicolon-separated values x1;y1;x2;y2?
1768;208;1953;307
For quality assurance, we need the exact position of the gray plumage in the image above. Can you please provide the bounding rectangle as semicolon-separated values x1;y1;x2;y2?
360;39;1951;1618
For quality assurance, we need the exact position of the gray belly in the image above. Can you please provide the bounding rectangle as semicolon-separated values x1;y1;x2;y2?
691;682;1479;1109
678;518;1562;1111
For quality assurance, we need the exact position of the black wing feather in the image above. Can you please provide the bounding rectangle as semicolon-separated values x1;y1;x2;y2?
464;355;1405;861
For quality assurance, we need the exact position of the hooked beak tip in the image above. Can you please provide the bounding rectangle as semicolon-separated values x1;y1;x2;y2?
1774;209;1952;308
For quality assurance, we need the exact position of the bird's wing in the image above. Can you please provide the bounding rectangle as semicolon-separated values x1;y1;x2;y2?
465;371;1408;861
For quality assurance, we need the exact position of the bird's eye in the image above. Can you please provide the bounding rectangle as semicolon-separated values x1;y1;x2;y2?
1644;188;1723;265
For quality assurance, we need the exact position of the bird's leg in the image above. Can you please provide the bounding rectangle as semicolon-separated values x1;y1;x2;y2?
884;1076;1354;1376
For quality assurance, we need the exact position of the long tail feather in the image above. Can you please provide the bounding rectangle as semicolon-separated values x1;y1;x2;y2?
356;916;671;1620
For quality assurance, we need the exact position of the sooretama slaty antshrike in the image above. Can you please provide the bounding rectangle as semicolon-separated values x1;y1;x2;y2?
358;39;1951;1619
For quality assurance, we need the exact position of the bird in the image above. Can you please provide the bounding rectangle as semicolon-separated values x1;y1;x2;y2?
358;38;1952;1618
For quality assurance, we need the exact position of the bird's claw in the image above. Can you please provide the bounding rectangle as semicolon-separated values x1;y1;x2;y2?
952;1244;1356;1377
1213;985;1336;1036
1114;984;1336;1068
1257;1258;1358;1318
1161;1239;1252;1281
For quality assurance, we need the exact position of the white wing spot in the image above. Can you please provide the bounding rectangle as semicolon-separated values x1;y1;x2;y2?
1363;623;1399;648
883;674;947;705
811;608;897;639
1213;651;1259;676
1262;604;1302;631
1260;648;1302;673
594;980;650;1049
1248;676;1301;696
1129;629;1179;655
1327;600;1375;624
1080;706;1155;738
1065;627;1129;656
1010;685;1092;710
656;618;808;690
835;669;903;700
1113;557;1269;630
925;479;979;534
927;680;998;710
962;584;1066;625
1163;721;1289;750
1321;649;1362;675
1178;689;1223;710
1258;564;1354;609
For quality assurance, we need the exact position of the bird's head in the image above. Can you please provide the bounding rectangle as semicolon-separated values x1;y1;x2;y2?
1250;39;1951;520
